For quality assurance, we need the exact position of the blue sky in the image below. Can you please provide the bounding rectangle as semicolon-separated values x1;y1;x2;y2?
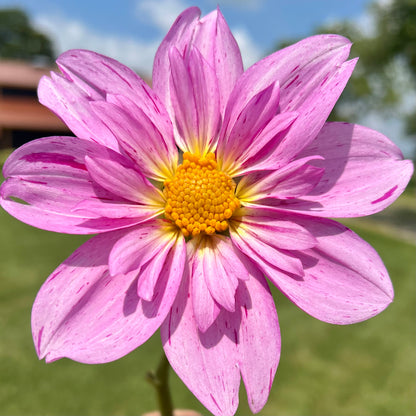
2;0;413;155
0;0;374;75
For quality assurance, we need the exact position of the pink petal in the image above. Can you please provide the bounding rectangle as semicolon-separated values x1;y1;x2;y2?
153;8;243;116
152;7;201;107
32;229;186;364
200;237;240;312
235;261;281;413
161;255;280;416
230;225;305;277
161;271;241;416
0;197;147;234
73;199;162;219
210;235;250;282
56;49;172;143
2;136;98;178
168;47;220;154
136;243;174;301
234;112;298;174
282;122;414;217
218;81;280;174
271;58;358;165
37;73;120;151
85;154;163;206
225;35;354;164
237;156;324;201
193;9;244;112
188;235;249;331
108;220;179;276
233;207;317;250
235;35;351;111
91;97;177;181
190;255;221;333
261;216;394;324
0;137;149;234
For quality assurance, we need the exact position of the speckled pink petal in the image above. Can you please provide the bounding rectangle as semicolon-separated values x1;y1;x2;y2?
255;216;394;324
32;229;186;364
188;235;249;331
37;73;120;151
230;224;305;277
233;207;317;250
136;242;174;301
168;47;220;154
0;136;146;234
224;35;355;165
56;49;172;143
153;7;201;107
189;253;221;332
162;272;240;416
85;154;163;206
73;199;162;220
0;196;147;234
269;59;358;166
233;112;298;175
232;35;351;113
161;256;280;416
218;81;280;174
108;220;178;276
90;98;177;181
283;122;415;217
235;261;281;413
193;9;244;112
153;7;243;116
200;237;239;313
237;156;324;202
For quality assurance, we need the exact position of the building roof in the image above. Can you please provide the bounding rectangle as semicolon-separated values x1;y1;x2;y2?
0;59;53;89
0;59;68;132
0;59;150;136
0;96;67;131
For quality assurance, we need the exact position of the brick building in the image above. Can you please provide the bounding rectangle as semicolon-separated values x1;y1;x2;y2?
0;60;69;148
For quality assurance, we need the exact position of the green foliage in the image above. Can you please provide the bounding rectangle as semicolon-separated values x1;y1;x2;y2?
275;0;416;155
318;0;416;136
0;8;54;62
0;194;415;415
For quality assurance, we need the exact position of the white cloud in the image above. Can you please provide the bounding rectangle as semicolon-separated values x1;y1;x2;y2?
32;5;264;81
354;10;377;37
374;0;394;7
135;0;264;68
136;0;189;32
33;13;159;76
353;0;394;38
232;26;263;68
207;0;265;10
359;112;415;158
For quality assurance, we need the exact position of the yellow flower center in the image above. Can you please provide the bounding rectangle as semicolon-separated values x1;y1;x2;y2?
163;152;240;237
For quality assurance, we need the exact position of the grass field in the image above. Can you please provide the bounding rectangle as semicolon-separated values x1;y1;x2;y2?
0;158;415;415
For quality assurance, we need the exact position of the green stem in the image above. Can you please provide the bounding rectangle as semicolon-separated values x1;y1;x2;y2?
146;352;174;416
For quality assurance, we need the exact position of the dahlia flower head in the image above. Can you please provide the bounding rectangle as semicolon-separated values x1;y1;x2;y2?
1;7;413;416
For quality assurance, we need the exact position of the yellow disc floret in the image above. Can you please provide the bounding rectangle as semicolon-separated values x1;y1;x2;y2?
163;152;240;237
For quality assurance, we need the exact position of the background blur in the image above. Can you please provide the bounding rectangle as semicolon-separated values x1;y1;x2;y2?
0;0;415;415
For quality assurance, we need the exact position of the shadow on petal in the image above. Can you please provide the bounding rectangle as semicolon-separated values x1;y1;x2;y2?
123;274;140;316
198;280;253;349
299;122;354;194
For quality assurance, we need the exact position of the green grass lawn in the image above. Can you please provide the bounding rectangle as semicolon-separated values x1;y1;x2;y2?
0;183;415;415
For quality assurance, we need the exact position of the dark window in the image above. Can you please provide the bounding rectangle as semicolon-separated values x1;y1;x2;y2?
11;129;71;148
1;86;38;98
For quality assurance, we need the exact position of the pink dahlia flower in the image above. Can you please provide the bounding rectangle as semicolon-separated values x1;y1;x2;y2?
1;7;413;416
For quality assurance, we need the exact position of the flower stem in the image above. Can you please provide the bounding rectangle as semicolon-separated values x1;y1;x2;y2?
146;352;174;416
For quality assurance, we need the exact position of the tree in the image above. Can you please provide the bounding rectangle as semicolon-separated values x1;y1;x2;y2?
317;0;415;135
0;8;54;62
275;0;416;154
